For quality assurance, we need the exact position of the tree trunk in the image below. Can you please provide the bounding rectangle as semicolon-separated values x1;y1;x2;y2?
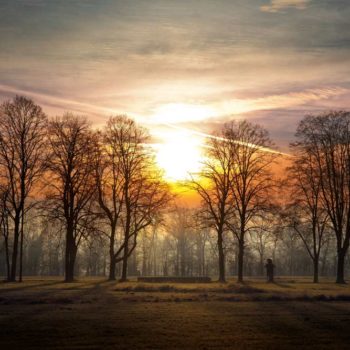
3;225;10;281
237;239;244;283
120;239;129;282
19;215;24;282
65;233;71;282
120;252;128;281
65;247;76;283
142;250;147;276
313;256;319;283
65;257;75;282
202;243;205;276
109;255;116;280
108;225;116;280
336;249;346;284
259;253;264;276
9;214;20;282
120;197;131;282
64;228;76;283
217;227;226;283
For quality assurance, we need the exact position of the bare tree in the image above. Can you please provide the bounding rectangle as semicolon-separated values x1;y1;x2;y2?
94;119;124;280
140;219;162;276
223;120;277;282
95;116;171;281
286;147;329;283
0;96;47;281
295;111;350;283
46;114;96;282
248;212;279;276
119;157;170;281
191;134;234;282
192;211;210;276
168;207;195;277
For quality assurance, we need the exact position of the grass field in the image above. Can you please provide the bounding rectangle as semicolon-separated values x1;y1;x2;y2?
1;277;350;349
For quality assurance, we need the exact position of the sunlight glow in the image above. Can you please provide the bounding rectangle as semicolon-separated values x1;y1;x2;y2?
154;130;203;182
152;103;215;124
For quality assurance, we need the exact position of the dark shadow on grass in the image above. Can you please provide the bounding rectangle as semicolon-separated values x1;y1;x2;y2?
0;280;64;294
0;278;114;306
272;281;294;289
226;281;265;294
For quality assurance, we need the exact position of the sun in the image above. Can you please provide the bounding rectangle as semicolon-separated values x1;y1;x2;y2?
149;102;213;182
154;130;203;182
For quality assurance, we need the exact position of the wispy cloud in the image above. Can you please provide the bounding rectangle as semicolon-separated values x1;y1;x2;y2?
261;0;311;13
250;86;348;110
215;86;349;117
0;83;105;112
0;83;129;124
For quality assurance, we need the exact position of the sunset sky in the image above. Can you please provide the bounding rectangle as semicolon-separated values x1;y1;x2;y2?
0;0;349;179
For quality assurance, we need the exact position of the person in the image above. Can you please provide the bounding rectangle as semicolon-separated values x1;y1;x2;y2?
265;258;275;283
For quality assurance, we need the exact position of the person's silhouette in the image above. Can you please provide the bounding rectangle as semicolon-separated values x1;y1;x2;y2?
265;258;275;283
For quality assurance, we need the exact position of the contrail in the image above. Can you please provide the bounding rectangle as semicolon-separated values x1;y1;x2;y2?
160;122;290;156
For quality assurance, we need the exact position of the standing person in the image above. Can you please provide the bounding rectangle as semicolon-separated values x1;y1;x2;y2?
265;259;275;283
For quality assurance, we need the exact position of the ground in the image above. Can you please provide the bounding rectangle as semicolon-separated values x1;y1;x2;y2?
1;277;350;349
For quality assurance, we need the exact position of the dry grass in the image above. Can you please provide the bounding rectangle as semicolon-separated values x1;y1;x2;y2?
0;277;350;349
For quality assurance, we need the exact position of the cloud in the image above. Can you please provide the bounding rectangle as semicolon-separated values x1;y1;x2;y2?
1;0;349;153
214;86;349;117
0;83;132;125
261;0;311;13
250;86;348;110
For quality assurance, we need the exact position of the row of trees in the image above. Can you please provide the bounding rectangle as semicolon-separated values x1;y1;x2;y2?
190;121;278;282
189;111;350;284
3;205;342;278
0;96;349;283
0;96;170;282
287;112;350;284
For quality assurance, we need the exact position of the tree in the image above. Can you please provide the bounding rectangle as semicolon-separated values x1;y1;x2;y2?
0;96;47;281
192;211;210;277
46;114;96;282
95;116;171;281
224;120;277;283
168;207;194;277
248;212;279;276
94;120;124;280
119;148;170;281
286;146;329;283
295;111;350;283
139;218;162;276
191;134;234;283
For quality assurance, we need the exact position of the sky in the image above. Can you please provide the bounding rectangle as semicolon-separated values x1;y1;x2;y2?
0;0;349;174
